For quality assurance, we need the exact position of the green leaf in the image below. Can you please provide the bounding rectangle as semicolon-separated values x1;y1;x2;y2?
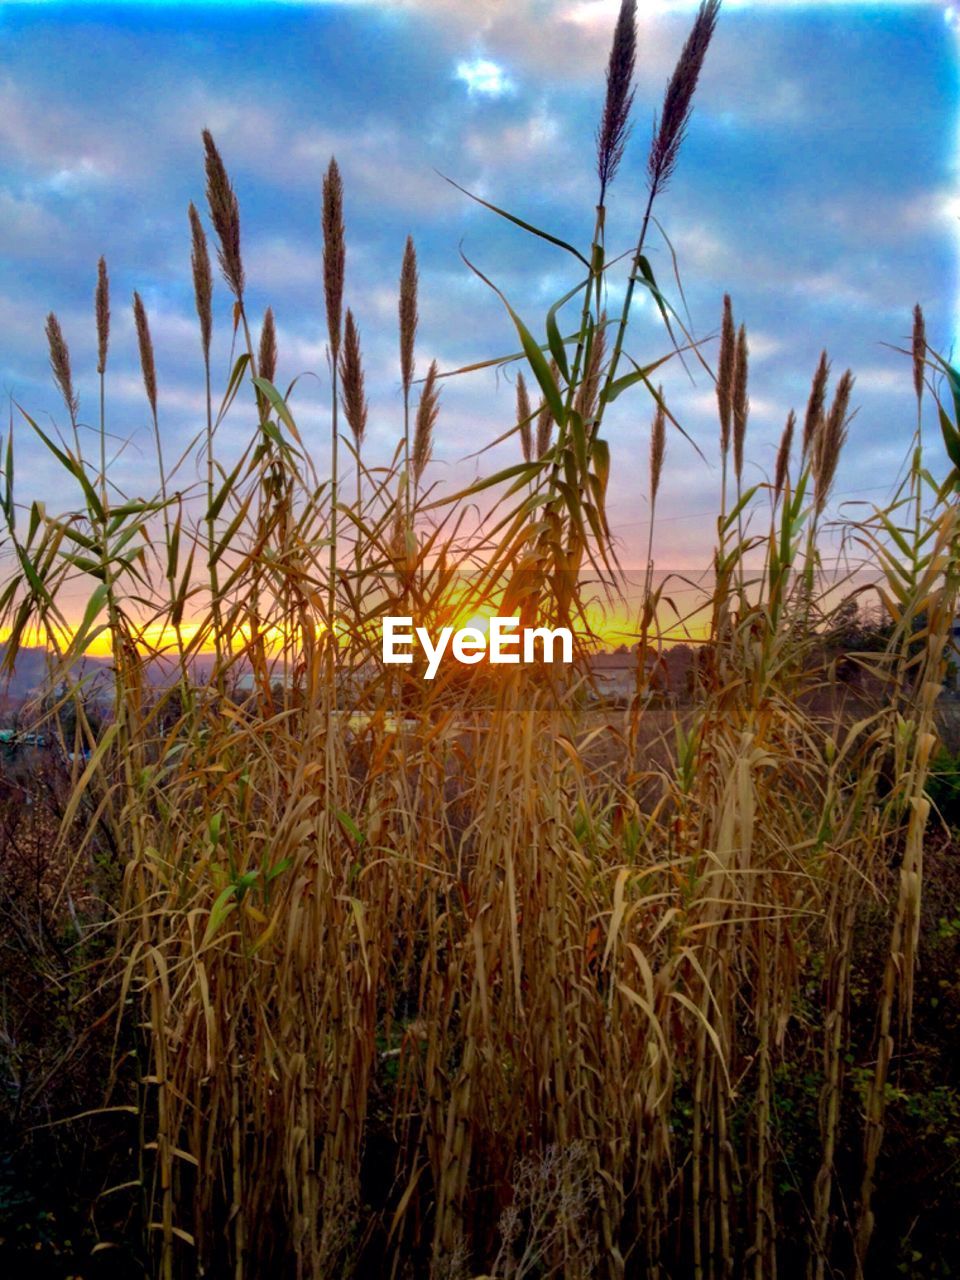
460;250;566;429
602;351;673;407
437;173;590;267
939;404;960;470
3;427;13;527
203;885;237;946
61;582;109;664
426;461;538;511
253;378;303;443
592;438;610;501
335;809;365;846
207;456;246;524
19;407;104;524
215;354;251;427
545;277;589;384
569;410;587;477
636;254;677;344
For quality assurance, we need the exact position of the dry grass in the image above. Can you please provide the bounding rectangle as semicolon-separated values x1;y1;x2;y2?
0;3;957;1277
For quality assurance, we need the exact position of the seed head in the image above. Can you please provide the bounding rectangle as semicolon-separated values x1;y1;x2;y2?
650;391;666;506
95;257;110;376
188;201;213;360
399;236;419;393
45;313;78;422
814;369;854;515
802;350;830;459
413;359;440;487
912;303;926;404
202;129;244;300
717;294;734;457
597;0;637;204
648;0;720;192
339;309;368;448
258;307;277;386
132;291;158;421
774;409;795;502
323;157;345;360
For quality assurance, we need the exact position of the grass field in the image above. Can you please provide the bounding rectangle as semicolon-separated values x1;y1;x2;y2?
1;2;959;1277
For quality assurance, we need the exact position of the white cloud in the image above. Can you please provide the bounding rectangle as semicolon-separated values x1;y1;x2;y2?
463;104;560;166
455;58;514;98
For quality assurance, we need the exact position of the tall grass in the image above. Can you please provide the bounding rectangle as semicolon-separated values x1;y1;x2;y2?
1;2;957;1276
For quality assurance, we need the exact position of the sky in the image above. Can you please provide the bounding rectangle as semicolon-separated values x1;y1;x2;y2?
0;0;958;631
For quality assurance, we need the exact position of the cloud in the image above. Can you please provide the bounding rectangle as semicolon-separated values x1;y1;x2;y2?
0;0;953;571
462;104;561;166
455;58;514;98
0;190;68;259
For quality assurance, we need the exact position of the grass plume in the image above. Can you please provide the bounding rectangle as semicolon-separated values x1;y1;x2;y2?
648;0;721;194
774;408;795;501
413;358;439;491
44;312;78;427
597;0;637;204
95;257;110;376
202;129;244;302
323;158;345;361
802;349;830;458
340;308;368;449
188;201;213;361
258;306;278;387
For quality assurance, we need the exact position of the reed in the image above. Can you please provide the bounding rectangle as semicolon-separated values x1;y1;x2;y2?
323;158;346;652
1;4;956;1278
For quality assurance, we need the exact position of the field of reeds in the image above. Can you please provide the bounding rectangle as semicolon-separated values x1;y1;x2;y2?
2;2;960;1277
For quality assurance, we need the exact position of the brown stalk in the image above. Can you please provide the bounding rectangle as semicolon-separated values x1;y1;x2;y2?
189;199;220;663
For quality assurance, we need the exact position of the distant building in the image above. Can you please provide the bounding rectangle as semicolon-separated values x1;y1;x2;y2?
588;644;696;706
589;650;637;703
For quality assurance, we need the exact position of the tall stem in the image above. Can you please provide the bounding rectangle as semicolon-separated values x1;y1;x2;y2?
598;184;658;417
204;355;222;668
328;364;340;682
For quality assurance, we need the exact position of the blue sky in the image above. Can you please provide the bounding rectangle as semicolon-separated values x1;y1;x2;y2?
0;0;957;588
